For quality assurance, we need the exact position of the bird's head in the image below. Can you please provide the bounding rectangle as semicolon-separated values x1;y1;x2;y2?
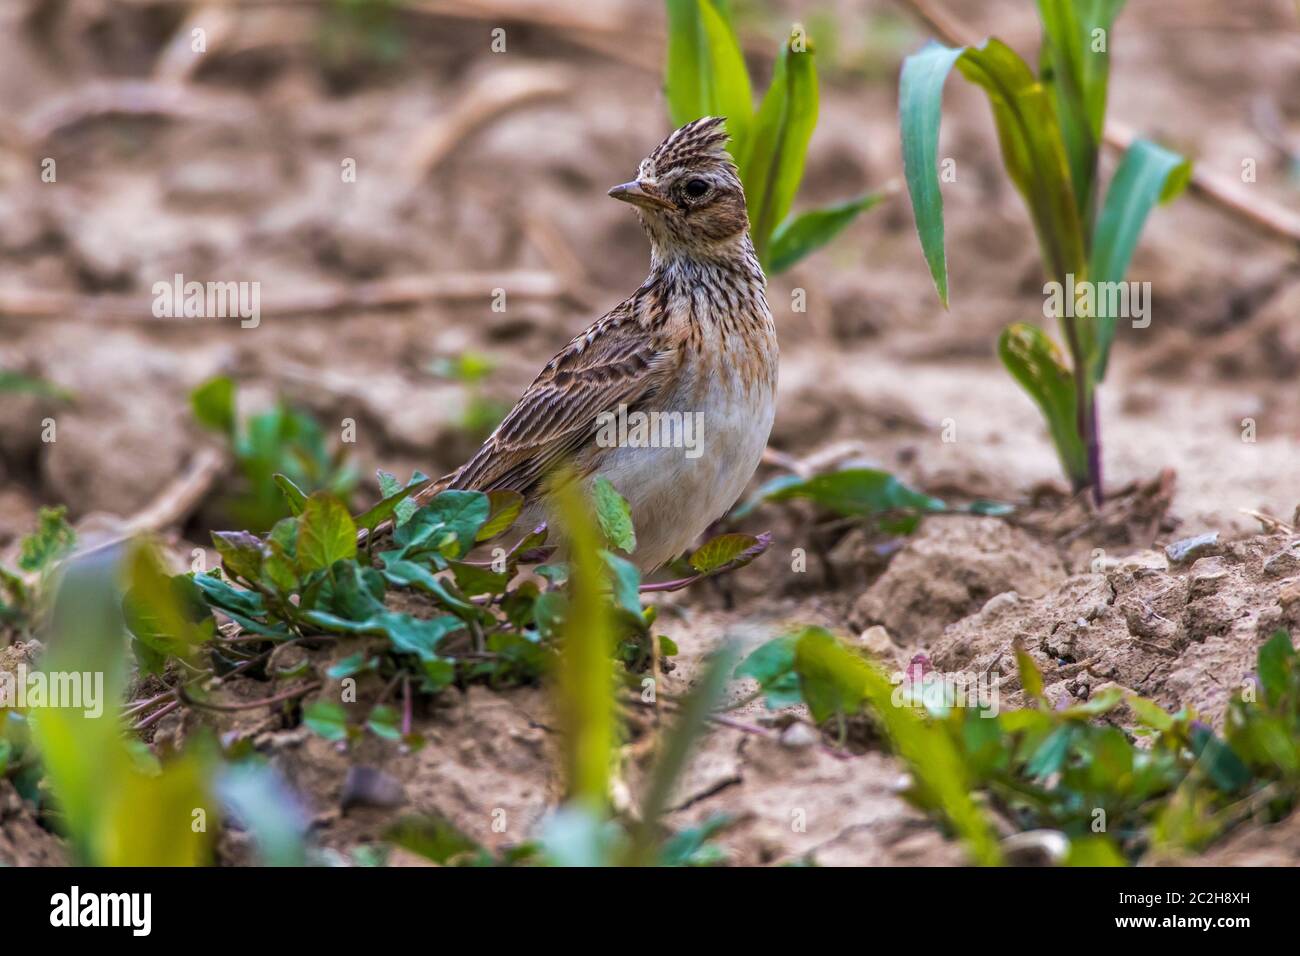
608;117;750;259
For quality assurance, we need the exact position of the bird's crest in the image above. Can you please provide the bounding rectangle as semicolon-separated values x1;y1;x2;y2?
640;117;733;182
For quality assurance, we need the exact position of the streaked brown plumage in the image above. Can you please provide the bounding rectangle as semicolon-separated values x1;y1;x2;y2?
394;117;777;569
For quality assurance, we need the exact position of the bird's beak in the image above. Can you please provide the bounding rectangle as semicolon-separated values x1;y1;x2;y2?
608;180;674;211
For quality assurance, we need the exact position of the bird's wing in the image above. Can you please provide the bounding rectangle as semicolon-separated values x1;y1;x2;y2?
444;296;677;498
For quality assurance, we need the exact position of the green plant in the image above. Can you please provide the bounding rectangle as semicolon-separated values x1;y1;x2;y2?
737;627;1300;864
733;465;1010;534
899;1;1190;501
0;506;76;635
191;375;357;532
664;0;886;271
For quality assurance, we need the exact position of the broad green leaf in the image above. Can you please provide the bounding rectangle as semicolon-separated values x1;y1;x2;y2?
355;472;433;536
602;551;642;616
1087;138;1190;381
367;704;403;740
734;634;802;709
190;375;236;437
767;191;887;273
297;492;357;572
476;490;524;542
763;468;945;518
899;41;965;306
403;491;490;560
743;27;818;266
689;532;765;573
449;560;510;596
379;559;480;617
592;476;636;554
303;700;350;742
382;612;463;662
998;324;1088;487
211;530;265;583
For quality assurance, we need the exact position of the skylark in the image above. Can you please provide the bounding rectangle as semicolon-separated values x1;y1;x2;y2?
399;117;778;570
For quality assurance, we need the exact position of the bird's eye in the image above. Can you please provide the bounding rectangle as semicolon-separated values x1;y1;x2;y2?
683;178;710;199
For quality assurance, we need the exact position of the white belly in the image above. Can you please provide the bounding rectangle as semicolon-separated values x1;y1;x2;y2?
591;376;775;569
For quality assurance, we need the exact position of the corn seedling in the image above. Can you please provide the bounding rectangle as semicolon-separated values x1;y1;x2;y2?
899;0;1190;501
664;0;886;271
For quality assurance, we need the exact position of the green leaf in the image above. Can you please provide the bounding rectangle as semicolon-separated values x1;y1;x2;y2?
476;490;524;542
664;0;750;153
400;491;490;560
1087;138;1190;381
793;628;1002;865
1256;630;1296;708
211;530;265;583
122;544;215;659
743;27;818;266
1015;641;1046;702
449;560;510;596
734;634;802;709
190;375;236;436
327;652;377;680
380;559;480;617
272;474;309;516
695;0;752;155
602;551;642;616
762;468;945;518
767;191;886;273
629;644;737;865
899;41;966;306
0;369;71;401
958;40;1088;288
998;323;1088;486
551;476;617;809
1064;834;1126;866
382;613;463;662
303;701;350;742
689;532;765;573
1189;724;1251;794
592;477;636;554
17;505;75;573
1036;0;1126;231
367;704;403;740
356;472;432;536
297;493;357;573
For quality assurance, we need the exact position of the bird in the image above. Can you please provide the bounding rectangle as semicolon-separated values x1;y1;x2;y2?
387;117;777;571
